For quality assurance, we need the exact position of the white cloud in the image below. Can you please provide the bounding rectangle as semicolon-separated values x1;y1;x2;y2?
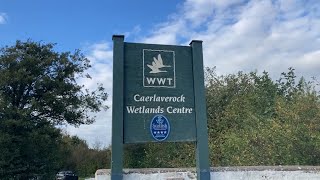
278;0;307;19
140;0;320;78
141;20;186;44
0;13;8;24
123;25;141;39
232;0;276;36
183;0;246;26
295;50;320;70
183;0;215;26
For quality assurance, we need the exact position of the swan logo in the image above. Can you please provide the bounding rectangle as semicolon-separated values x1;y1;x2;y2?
147;54;171;74
143;49;175;88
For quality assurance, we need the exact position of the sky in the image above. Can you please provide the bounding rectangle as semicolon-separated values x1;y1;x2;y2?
1;0;320;148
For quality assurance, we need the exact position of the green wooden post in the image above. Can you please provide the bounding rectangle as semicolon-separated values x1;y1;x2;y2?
111;35;125;180
190;40;211;180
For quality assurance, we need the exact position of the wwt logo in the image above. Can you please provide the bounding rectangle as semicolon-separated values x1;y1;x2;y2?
143;49;175;88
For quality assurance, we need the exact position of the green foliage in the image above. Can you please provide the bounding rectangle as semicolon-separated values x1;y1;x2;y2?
59;134;111;178
124;142;195;168
0;121;63;179
0;40;108;179
206;67;320;166
0;40;108;126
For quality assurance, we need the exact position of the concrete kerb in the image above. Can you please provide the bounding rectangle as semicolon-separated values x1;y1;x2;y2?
211;166;320;172
96;166;320;180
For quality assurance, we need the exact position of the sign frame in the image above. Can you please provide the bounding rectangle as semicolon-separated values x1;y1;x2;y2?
111;35;210;180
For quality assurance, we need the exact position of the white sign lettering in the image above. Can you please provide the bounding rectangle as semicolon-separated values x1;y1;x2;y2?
133;94;185;103
127;94;192;114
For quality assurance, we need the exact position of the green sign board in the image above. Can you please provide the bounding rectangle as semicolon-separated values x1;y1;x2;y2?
124;43;196;143
111;35;210;180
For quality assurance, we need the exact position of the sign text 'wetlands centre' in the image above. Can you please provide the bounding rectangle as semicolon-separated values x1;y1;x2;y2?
123;43;196;143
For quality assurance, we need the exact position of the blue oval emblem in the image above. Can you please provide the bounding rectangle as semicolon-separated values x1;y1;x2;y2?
150;114;170;141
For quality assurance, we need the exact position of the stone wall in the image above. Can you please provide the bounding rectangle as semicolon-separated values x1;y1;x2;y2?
95;166;320;180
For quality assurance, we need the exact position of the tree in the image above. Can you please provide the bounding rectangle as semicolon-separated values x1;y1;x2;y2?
205;67;320;166
59;134;111;178
0;40;108;179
